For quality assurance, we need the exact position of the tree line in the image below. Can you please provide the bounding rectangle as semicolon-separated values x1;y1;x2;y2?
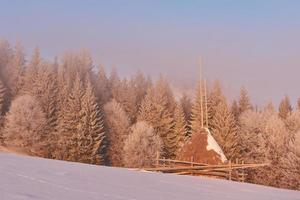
0;40;299;190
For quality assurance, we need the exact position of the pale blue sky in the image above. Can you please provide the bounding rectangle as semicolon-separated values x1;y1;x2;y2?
1;0;300;106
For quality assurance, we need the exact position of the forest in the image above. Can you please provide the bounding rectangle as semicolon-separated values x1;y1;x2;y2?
0;40;299;190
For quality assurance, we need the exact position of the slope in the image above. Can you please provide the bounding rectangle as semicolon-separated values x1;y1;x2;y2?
0;152;299;200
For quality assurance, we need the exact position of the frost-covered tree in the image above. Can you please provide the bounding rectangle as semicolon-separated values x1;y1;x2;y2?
238;86;253;114
123;121;162;168
79;79;106;164
104;99;130;166
278;95;292;120
211;97;239;160
0;79;6;115
95;65;111;105
190;81;206;135
173;102;188;153
208;80;223;120
23;47;41;93
138;84;174;158
131;71;152;110
4;95;47;155
180;93;192;122
231;100;239;121
57;73;85;161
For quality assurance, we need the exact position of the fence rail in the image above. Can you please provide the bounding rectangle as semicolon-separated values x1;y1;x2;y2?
142;155;268;182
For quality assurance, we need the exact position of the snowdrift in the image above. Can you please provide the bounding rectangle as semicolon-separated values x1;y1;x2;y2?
0;152;299;200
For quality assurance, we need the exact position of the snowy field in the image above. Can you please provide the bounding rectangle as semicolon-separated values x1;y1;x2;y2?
0;152;299;200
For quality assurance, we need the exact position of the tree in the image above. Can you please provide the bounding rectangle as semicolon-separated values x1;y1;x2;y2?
104;99;130;166
131;71;152;109
0;79;6;143
285;111;300;140
211;97;239;160
238;110;269;184
297;98;300;110
4;95;47;155
238;86;253;114
278;95;292;119
57;73;85;161
79;79;106;164
95;65;111;105
180;93;192;122
231;100;239;121
138;84;174;158
172;102;188;153
23;47;41;94
7;41;25;97
123;121;162;168
190;81;207;135
0;79;6;115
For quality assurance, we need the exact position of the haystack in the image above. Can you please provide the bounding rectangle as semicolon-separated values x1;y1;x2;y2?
177;128;227;165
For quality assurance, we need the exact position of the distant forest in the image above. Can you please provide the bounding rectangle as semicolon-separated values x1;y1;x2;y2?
0;40;299;190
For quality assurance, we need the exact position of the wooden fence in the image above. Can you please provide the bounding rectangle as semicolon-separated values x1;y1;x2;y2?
143;155;268;182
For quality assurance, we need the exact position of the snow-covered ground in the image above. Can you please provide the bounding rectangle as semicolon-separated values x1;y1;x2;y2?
0;152;299;200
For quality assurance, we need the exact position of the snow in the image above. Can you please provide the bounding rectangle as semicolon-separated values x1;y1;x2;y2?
205;128;228;163
0;152;299;200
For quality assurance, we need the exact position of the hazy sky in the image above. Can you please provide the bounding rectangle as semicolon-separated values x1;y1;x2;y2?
1;0;300;106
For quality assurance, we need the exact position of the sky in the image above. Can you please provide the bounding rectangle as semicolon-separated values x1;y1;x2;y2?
0;0;300;106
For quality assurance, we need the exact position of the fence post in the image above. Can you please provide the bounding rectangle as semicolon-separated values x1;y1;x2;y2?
191;156;194;175
155;151;159;167
229;160;232;180
242;160;245;182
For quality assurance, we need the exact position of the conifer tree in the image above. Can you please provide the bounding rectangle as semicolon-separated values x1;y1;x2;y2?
23;47;41;93
0;79;6;115
231;100;239;121
79;79;106;164
297;98;300;110
95;65;111;105
211;97;239;159
57;73;85;161
172;103;188;154
138;84;174;158
238;86;253;114
103;99;130;166
7;42;25;97
190;81;210;134
278;95;292;119
132;71;152;109
180;93;192;122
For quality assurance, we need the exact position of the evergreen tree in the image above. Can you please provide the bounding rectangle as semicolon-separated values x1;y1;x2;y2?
238;86;253;113
95;65;111;105
138;84;174;158
57;73;85;161
172;103;188;154
132;71;152;109
0;79;6;115
180;93;192;122
190;82;205;135
7;42;25;97
23;47;41;93
231;100;239;121
103;99;130;166
297;98;300;110
79;79;106;164
211;97;239;160
278;95;292;119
